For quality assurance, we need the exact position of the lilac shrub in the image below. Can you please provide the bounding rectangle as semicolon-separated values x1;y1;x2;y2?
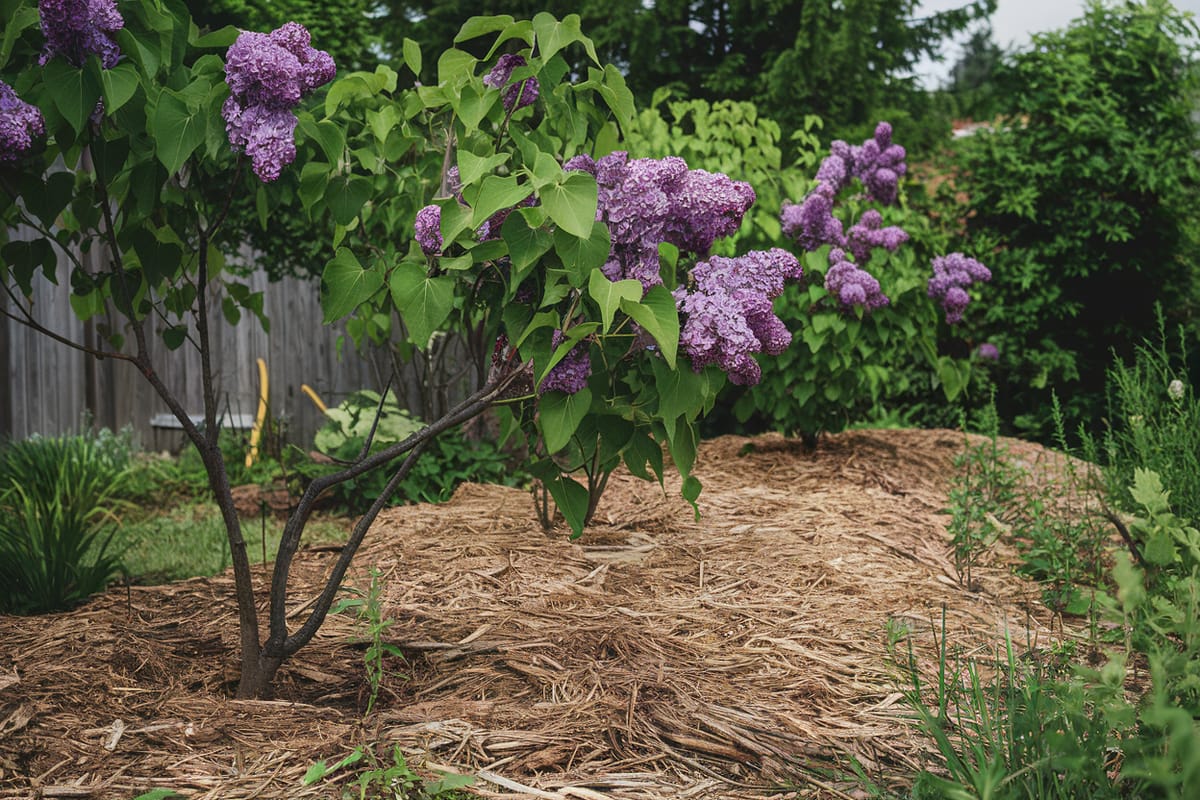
0;82;45;163
732;121;992;442
222;22;336;182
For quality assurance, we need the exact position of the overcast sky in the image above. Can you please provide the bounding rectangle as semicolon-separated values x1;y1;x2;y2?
915;0;1200;87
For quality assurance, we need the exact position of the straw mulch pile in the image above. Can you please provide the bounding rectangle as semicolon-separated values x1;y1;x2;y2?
0;428;1084;800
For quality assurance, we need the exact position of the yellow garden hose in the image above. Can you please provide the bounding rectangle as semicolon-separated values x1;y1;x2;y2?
245;357;269;469
300;383;328;414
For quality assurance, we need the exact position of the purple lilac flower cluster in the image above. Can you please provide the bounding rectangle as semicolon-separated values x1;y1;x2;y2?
483;54;539;113
414;205;442;255
675;249;802;386
540;329;592;395
564;151;756;290
975;343;999;361
825;248;889;311
222;23;336;182
850;122;907;205
0;81;46;163
846;210;908;265
38;0;123;69
779;121;912;313
927;253;991;324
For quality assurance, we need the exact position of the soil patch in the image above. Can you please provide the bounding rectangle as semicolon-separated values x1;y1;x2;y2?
0;429;1082;799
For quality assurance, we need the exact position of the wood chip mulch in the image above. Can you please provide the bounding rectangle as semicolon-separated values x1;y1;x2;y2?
0;429;1085;799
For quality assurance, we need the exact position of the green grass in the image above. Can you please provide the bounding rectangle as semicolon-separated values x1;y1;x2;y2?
112;501;347;584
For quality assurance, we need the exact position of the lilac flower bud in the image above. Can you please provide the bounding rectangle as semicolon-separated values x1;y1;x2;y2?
38;0;124;69
0;81;46;163
414;205;442;255
540;329;592;395
976;343;1000;361
484;54;539;112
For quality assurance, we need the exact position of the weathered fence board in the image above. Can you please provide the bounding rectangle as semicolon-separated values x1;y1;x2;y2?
1;262;398;450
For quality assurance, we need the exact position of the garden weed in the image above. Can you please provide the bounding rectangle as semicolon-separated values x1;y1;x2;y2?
334;568;406;715
304;744;473;799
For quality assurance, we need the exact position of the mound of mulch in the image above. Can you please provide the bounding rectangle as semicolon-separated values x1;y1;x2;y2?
0;429;1085;799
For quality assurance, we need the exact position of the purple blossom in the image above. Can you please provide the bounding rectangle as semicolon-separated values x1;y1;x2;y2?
0;81;46;163
846;209;909;264
928;252;991;324
780;184;845;252
675;250;802;386
484;53;539;113
221;99;297;183
591;152;755;291
825;248;889;311
849;122;907;205
562;153;596;175
223;23;336;182
540;330;592;395
976;343;1000;361
414;205;442;254
38;0;123;69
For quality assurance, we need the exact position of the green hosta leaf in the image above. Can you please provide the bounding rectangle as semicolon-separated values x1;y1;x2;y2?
620;284;679;367
468;175;534;228
43;59;103;135
540;387;593;454
99;62;139;114
389;261;455;348
588;269;641;333
402;37;422;76
326;174;372;225
151;88;206;175
556;222;610;286
532;12;597;64
541;172;598;238
321;248;383;323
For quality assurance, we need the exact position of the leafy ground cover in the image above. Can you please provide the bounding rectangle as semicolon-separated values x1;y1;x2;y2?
0;428;1083;799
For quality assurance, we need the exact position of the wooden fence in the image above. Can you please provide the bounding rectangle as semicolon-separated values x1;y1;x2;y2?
5;214;498;459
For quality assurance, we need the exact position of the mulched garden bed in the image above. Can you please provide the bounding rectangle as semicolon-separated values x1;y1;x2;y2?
0;429;1084;799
